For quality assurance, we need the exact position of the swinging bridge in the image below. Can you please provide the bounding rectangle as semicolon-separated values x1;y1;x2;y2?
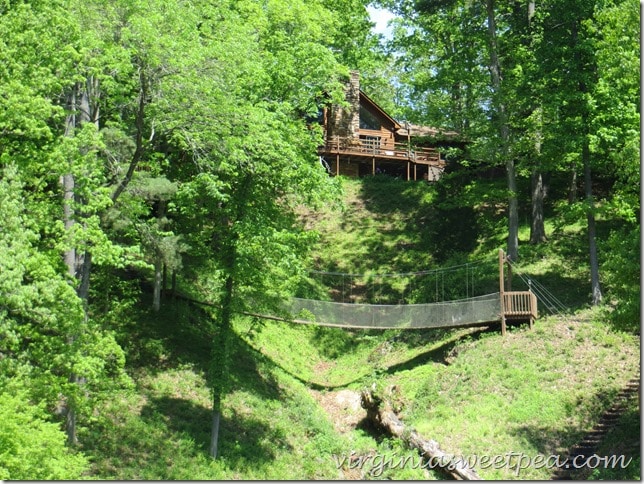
273;250;540;336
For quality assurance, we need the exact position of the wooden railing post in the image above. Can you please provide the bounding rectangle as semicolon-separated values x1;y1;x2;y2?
499;248;506;336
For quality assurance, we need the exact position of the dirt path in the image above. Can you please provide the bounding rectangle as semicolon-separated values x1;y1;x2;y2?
310;388;366;434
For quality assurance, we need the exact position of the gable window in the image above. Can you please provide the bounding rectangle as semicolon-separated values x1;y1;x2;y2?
360;106;382;130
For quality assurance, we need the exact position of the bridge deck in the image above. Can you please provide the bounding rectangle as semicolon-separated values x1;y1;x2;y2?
286;291;537;332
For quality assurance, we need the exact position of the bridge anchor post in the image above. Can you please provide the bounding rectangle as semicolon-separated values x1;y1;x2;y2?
499;248;506;336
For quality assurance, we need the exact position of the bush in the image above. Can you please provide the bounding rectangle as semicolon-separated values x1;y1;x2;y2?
0;389;89;480
602;225;640;332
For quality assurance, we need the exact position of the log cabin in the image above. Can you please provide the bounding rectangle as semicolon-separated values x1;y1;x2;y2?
318;71;459;181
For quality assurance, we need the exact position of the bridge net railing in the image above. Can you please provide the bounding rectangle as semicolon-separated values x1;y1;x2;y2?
288;293;501;330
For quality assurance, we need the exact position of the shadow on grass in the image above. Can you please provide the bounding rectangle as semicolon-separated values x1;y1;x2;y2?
226;330;283;401
519;269;590;311
355;177;438;273
384;325;497;374
139;396;290;466
121;295;284;402
140;396;212;452
509;384;640;479
510;423;586;459
219;407;293;468
242;325;497;391
119;295;214;374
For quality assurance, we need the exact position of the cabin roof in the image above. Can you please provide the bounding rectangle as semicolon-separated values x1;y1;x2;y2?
359;90;401;131
358;90;460;141
396;124;460;140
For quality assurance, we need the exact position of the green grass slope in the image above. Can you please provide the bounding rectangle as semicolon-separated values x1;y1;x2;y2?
80;175;640;480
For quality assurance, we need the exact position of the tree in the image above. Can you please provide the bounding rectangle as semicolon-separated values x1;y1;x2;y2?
0;387;89;480
483;0;519;261
0;164;128;448
588;0;639;323
385;0;521;259
124;0;346;458
535;0;604;304
0;1;129;446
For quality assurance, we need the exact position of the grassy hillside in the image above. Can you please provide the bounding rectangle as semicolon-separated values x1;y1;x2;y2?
80;175;640;480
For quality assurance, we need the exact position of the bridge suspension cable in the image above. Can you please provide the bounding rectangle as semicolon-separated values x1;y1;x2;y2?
306;256;498;306
307;256;494;279
507;260;567;317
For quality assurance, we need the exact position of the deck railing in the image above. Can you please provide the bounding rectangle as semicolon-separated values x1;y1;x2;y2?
503;291;538;320
319;135;442;165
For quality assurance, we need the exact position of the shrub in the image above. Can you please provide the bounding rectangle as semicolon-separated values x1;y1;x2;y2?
0;389;89;480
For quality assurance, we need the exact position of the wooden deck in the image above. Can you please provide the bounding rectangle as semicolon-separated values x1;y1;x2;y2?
319;136;442;164
319;135;445;180
499;250;538;335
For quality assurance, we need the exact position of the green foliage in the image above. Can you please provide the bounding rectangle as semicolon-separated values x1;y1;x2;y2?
0;165;130;422
601;225;640;331
0;0;639;478
311;326;356;359
0;386;89;480
387;0;490;136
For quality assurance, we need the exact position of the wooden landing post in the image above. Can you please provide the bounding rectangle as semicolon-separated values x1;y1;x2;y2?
527;284;533;330
499;249;506;336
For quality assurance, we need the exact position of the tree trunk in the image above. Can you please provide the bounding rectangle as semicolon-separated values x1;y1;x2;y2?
209;271;234;459
583;141;602;305
62;173;76;277
209;403;221;459
153;258;163;312
361;387;482;480
573;18;602;306
62;74;100;446
530;166;547;244
153;200;166;312
568;162;578;204
506;169;519;260
62;84;80;446
62;67;143;444
65;376;79;446
209;176;251;459
485;0;518;260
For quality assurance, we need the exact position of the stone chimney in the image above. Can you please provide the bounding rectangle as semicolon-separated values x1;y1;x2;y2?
327;70;361;143
346;70;361;140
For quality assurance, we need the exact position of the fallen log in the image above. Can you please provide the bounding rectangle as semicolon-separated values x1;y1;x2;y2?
361;386;482;480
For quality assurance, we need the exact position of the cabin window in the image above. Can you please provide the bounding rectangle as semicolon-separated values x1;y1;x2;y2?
360;135;381;151
359;106;382;130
